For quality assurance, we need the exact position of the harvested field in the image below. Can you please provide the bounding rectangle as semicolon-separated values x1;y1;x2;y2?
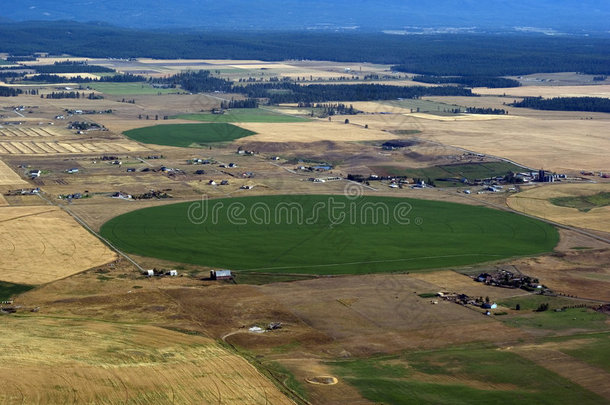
0;317;292;405
408;112;516;121
0;140;148;155
511;346;610;400
474;84;610;98
409;270;530;300
259;273;525;353
0;206;116;284
507;183;610;233
398;114;610;172
0;159;27;186
510;249;610;301
238;121;399;143
0;126;67;138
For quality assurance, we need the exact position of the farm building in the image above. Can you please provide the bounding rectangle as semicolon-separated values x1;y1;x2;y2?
143;269;154;277
168;270;178;276
210;270;232;280
29;169;41;178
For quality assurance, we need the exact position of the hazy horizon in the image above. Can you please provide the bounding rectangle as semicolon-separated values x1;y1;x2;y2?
2;0;609;33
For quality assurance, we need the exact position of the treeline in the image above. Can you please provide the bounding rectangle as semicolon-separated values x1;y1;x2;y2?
299;102;361;116
2;22;610;76
44;91;103;100
411;75;521;88
465;107;508;115
22;74;90;83
21;73;146;83
220;99;258;109
238;83;474;103
26;61;115;74
6;55;36;62
510;97;610;113
0;86;22;97
97;73;146;82
155;70;474;103
153;70;232;93
0;72;24;82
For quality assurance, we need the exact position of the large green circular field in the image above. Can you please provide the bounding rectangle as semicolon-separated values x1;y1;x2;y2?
123;123;255;147
100;195;558;275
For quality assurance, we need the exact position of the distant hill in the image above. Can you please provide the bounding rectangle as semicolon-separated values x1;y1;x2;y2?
1;22;610;76
2;1;610;31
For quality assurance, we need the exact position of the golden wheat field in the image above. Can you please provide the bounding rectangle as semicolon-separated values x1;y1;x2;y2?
0;159;27;186
0;317;292;405
507;183;610;233
237;121;399;143
0;140;147;155
0;206;117;284
474;84;610;98
400;115;610;172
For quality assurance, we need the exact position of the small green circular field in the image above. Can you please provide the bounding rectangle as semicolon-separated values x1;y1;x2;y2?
123;123;256;147
100;195;558;275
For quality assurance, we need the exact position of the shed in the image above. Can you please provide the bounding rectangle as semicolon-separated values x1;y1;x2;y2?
168;270;178;276
144;269;154;277
210;270;232;280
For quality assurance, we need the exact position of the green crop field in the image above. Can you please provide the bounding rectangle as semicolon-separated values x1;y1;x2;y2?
85;82;181;95
172;108;309;123
374;161;528;186
557;333;610;373
0;281;33;301
500;307;608;333
550;192;610;212
330;345;605;405
381;98;465;113
100;195;558;275
498;295;590;311
123;123;256;147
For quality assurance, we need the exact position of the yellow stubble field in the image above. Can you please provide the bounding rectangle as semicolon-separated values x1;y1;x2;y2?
0;206;117;284
474;84;610;98
0;317;292;404
238;120;399;143
507;183;610;233
0;159;27;187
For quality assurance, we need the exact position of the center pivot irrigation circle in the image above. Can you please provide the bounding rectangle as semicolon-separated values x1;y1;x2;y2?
100;195;558;275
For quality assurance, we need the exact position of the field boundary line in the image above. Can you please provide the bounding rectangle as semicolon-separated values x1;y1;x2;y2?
237;253;504;272
460;193;610;245
0;208;58;224
35;193;145;272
